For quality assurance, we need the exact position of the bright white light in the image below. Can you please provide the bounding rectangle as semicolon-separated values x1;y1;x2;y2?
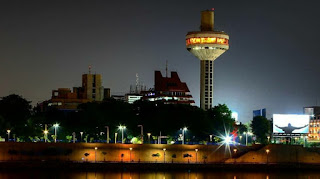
223;136;232;144
232;112;238;121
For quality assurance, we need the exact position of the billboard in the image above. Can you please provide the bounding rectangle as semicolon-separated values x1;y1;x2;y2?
273;114;309;136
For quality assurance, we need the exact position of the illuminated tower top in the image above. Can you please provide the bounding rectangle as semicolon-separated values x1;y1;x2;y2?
186;9;229;110
186;9;229;61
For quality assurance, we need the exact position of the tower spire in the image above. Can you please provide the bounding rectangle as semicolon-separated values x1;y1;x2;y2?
166;60;168;78
88;65;92;74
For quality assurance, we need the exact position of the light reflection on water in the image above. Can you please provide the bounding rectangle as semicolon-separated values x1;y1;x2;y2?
1;171;320;179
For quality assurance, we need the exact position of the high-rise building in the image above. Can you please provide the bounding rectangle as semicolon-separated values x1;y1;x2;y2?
45;69;108;110
186;9;229;110
82;74;104;101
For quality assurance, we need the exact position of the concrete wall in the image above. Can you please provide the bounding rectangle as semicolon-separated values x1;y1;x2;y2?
0;143;250;163
225;144;320;164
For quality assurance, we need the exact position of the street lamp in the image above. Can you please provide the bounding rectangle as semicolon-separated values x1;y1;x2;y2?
138;125;143;144
195;149;198;163
163;148;166;163
105;126;109;144
95;147;98;163
80;132;83;142
233;148;237;163
147;133;151;144
115;133;118;144
53;123;59;143
265;149;270;164
267;136;270;143
243;132;253;146
118;125;126;144
209;134;213;142
129;148;132;162
182;127;187;145
44;130;49;143
7;130;10;142
239;135;242;144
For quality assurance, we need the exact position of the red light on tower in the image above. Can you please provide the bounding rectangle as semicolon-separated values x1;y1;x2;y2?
211;8;215;11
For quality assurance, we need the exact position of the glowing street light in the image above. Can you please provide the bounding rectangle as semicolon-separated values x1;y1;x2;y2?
118;125;126;144
147;133;151;144
223;135;232;144
163;148;166;163
265;149;270;164
7;130;11;142
182;127;187;145
129;148;133;162
195;149;198;163
53;123;59;143
267;136;270;143
243;132;253;146
44;130;49;143
95;147;98;163
80;132;83;142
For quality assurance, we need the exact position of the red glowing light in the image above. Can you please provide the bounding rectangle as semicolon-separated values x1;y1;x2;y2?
211;8;215;11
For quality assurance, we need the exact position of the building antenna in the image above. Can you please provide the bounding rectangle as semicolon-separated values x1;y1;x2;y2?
136;73;139;93
166;60;168;78
88;65;92;74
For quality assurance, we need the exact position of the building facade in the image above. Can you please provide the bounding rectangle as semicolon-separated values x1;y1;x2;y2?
141;71;194;105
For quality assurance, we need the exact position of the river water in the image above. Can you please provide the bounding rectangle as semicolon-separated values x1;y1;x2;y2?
1;171;320;179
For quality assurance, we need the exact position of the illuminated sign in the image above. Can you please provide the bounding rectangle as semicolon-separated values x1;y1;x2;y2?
186;37;229;46
273;114;309;136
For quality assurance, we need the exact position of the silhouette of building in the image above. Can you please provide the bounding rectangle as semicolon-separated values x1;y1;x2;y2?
41;70;109;111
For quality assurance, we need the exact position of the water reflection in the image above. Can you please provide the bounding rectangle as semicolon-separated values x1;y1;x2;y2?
1;171;320;179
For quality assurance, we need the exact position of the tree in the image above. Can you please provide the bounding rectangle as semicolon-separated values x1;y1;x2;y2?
0;94;32;138
251;116;270;144
207;104;235;136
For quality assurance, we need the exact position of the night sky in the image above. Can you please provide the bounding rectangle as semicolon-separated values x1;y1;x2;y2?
1;0;320;123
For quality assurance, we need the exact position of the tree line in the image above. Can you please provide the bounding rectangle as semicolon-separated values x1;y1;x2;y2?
0;94;271;144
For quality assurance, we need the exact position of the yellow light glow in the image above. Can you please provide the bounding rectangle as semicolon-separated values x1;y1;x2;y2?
186;37;228;46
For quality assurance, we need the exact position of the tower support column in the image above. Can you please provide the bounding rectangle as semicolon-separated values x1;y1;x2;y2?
200;60;214;110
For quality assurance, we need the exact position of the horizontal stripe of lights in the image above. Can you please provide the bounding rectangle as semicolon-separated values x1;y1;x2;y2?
186;37;228;45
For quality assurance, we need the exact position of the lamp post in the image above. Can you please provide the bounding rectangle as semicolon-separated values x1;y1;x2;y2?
119;125;126;144
80;132;83;142
239;135;242;144
209;134;213;142
115;133;118;144
265;149;270;164
267;136;270;143
7;130;10;142
105;126;109;144
53;123;59;143
129;148;132;162
147;133;151;144
44;130;48;143
95;147;98;163
195;149;198;163
138;125;143;144
163;148;166;163
182;127;187;145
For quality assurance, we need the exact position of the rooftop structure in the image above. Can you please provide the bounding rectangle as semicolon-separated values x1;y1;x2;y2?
186;9;229;110
142;71;194;105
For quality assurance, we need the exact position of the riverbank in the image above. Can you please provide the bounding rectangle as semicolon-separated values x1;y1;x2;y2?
1;161;320;172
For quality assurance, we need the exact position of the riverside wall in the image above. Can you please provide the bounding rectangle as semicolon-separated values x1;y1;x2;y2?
0;142;254;163
2;143;320;164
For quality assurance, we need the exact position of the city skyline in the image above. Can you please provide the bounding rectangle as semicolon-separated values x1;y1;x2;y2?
1;0;320;123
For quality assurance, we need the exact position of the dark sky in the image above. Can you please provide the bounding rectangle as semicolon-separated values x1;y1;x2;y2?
1;0;320;123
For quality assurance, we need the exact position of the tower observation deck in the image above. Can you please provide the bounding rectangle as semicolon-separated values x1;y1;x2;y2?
186;9;229;110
